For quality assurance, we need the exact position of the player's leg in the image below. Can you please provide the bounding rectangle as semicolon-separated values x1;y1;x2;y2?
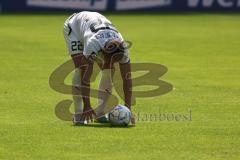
95;61;115;123
96;69;114;116
63;21;84;125
71;55;86;125
72;68;83;115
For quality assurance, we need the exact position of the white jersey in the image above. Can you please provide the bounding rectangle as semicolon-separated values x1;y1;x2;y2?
63;11;130;64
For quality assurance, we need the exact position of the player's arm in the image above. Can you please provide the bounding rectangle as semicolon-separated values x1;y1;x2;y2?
119;62;132;110
71;54;95;122
80;57;96;122
80;57;93;110
120;61;135;124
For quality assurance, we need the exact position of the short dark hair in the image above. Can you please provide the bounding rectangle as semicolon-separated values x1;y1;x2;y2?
103;40;125;55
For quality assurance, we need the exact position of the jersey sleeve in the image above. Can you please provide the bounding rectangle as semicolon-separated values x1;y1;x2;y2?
83;34;101;58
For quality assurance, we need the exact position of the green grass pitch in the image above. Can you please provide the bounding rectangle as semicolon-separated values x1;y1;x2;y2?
0;13;240;160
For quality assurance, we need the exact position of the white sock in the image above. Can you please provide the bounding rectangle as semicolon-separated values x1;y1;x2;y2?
72;68;83;114
96;69;113;116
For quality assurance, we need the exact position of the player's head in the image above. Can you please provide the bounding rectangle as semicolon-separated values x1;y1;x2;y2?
102;39;125;63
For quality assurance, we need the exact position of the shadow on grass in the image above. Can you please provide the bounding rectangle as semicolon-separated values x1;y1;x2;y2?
72;123;135;128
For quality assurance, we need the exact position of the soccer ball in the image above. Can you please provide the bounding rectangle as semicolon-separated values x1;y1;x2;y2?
108;105;132;126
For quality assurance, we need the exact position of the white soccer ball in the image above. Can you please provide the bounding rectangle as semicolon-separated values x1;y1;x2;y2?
108;105;132;126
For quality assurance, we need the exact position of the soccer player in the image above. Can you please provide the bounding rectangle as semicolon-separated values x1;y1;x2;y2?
63;11;134;125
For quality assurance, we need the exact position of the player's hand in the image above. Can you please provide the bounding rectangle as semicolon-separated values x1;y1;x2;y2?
80;106;96;123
